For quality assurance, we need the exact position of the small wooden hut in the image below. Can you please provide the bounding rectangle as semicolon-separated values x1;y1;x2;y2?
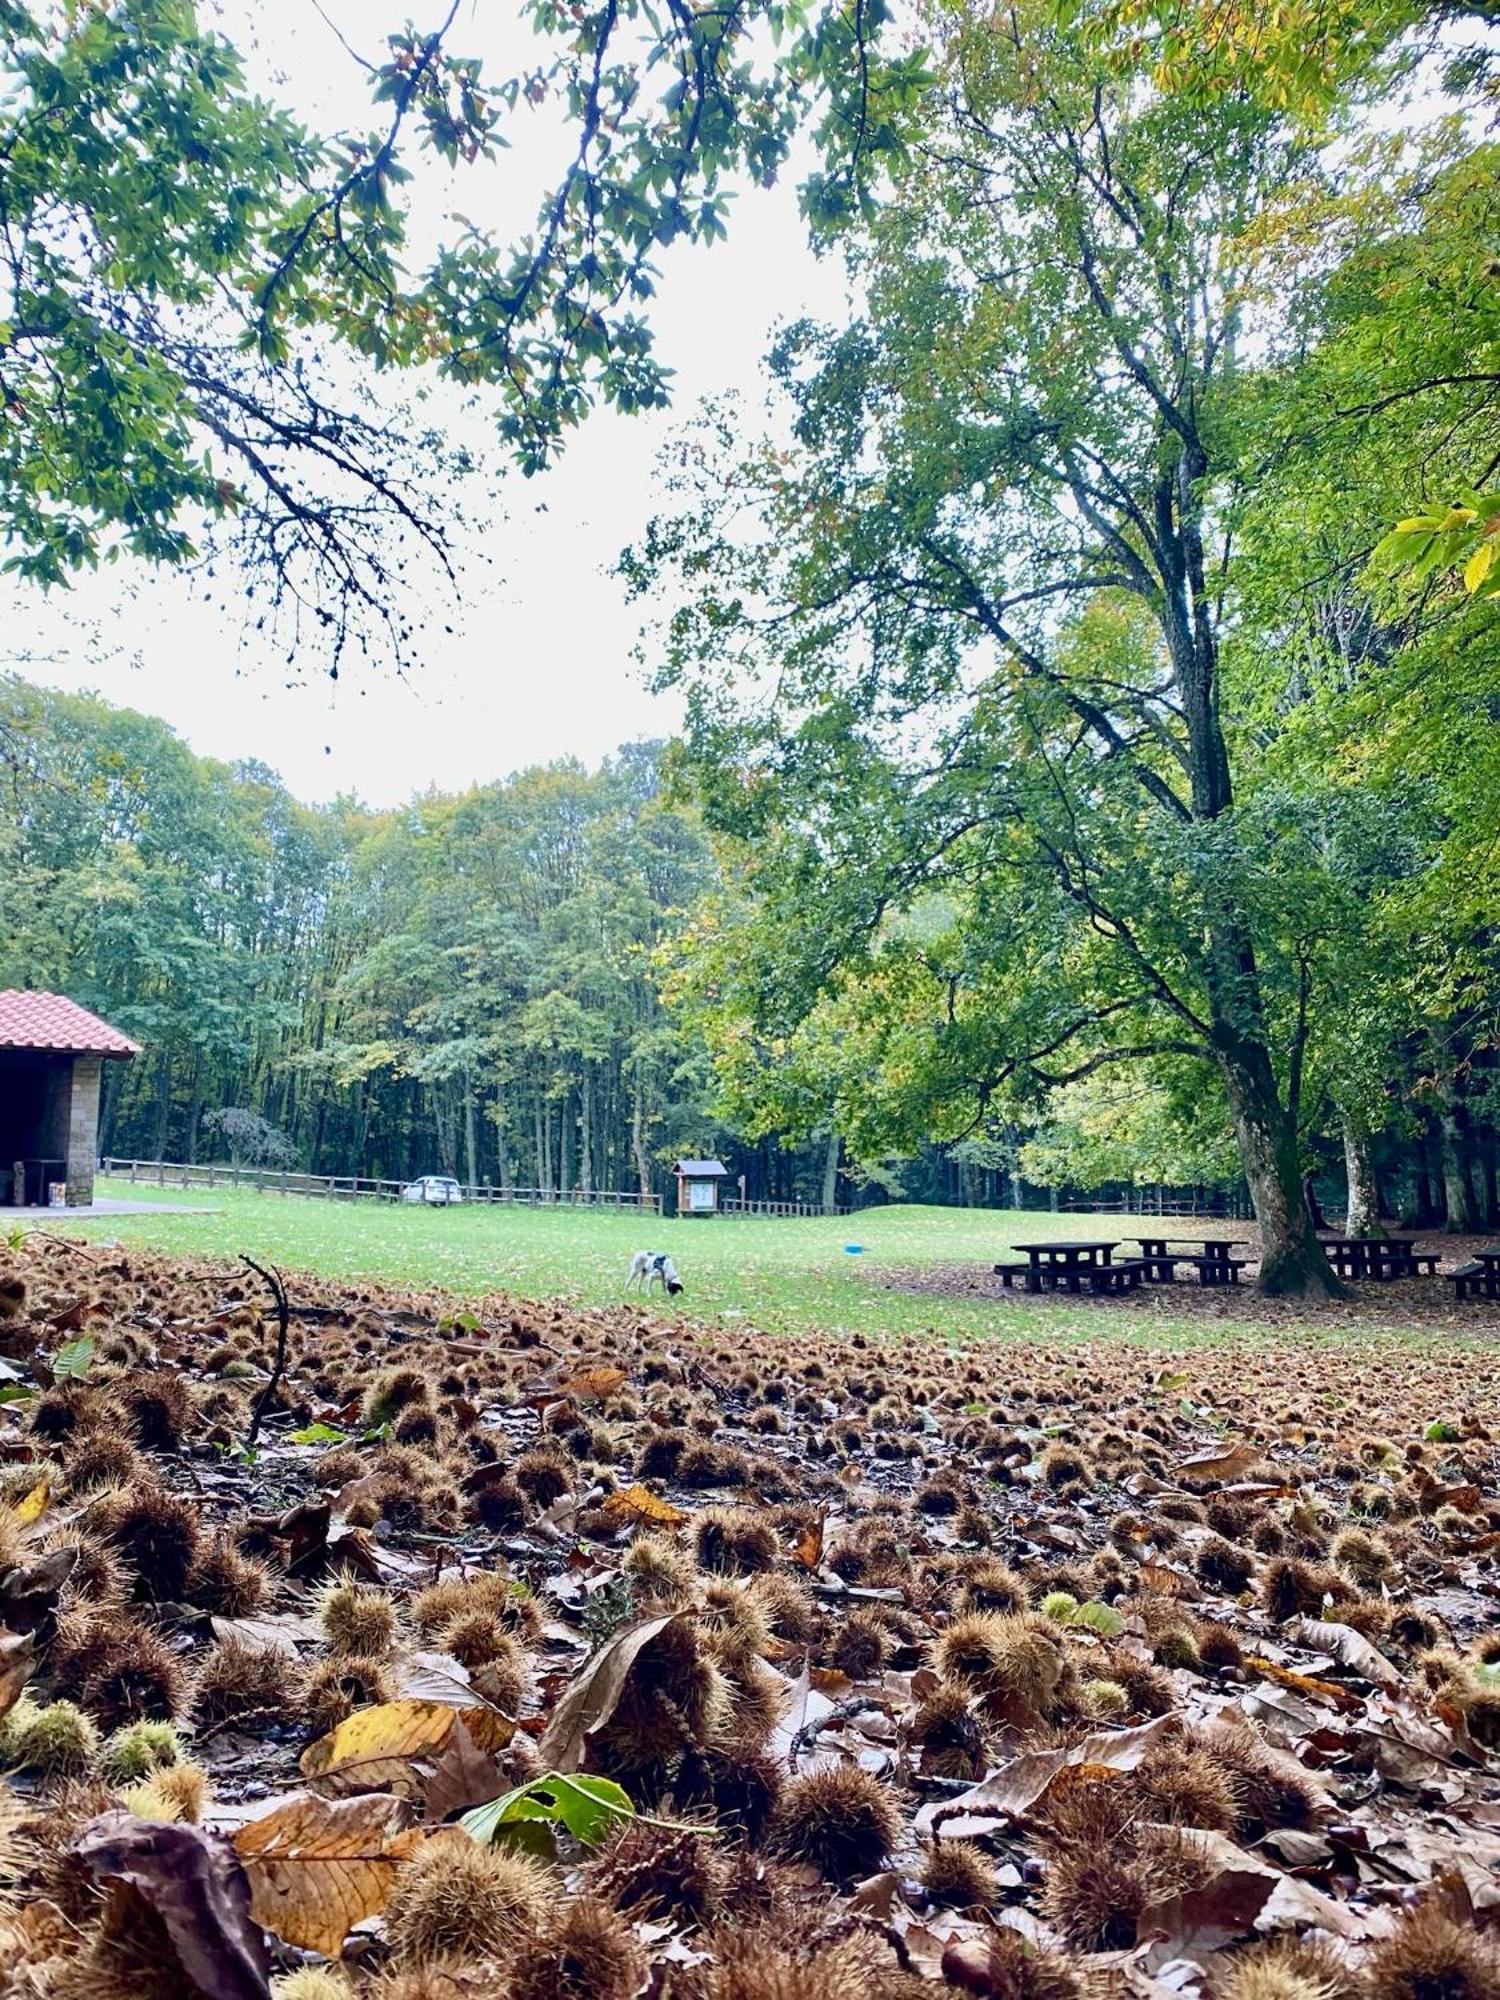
0;992;139;1207
674;1157;728;1216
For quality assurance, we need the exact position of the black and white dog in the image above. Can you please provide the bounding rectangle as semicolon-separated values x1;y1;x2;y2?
627;1249;683;1297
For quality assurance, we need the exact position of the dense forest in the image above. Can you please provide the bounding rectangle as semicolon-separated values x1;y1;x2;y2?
3;673;1498;1230
0;679;814;1202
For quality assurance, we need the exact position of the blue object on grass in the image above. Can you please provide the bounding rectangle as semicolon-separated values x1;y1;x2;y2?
844;1244;864;1255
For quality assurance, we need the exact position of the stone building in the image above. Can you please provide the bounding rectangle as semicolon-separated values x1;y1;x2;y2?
0;992;139;1207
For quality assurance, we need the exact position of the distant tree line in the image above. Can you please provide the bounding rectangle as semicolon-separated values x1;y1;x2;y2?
0;679;851;1206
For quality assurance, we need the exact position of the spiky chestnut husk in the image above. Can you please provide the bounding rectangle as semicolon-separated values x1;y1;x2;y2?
316;1580;397;1658
95;1484;202;1602
941;1929;1084;2000
773;1764;899;1882
304;1654;394;1734
47;1879;180;2000
384;1831;552;1966
99;1719;181;1782
1040;1443;1092;1488
922;1838;996;1908
0;1276;25;1321
273;1972;354;2000
1102;1651;1175;1718
1197;1621;1244;1670
514;1450;571;1506
1219;1935;1362;2000
1192;1718;1327;1836
673;1743;784;1845
1195;1535;1256;1594
363;1367;434;1429
697;1581;772;1670
1363;1901;1500;2000
622;1534;697;1609
1134;1740;1238;1831
694;1506;778;1576
31;1385;104;1441
507;1896;646;2000
1041;1828;1199;1951
910;1683;987;1780
589;1619;730;1783
394;1406;440;1446
584;1816;729;1925
0;1697;98;1775
51;1610;187;1730
635;1429;689;1481
745;1572;821;1645
1331;1525;1394;1588
1078;1678;1130;1722
192;1635;304;1726
62;1430;146;1495
830;1609;889;1681
932;1613;1066;1724
1261;1556;1347;1622
185;1536;270;1617
411;1571;510;1636
110;1369;195;1452
1151;1623;1203;1671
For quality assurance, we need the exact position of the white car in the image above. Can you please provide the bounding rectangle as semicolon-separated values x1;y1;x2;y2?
401;1175;464;1206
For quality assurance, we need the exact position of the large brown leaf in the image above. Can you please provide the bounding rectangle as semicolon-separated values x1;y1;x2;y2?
1172;1443;1264;1484
536;1612;686;1774
74;1811;271;2000
1292;1618;1403;1689
233;1791;422;1957
913;1716;1175;1839
1139;1829;1366;1951
0;1627;36;1719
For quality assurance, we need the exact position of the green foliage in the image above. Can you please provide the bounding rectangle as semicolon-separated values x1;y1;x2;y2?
461;1772;637;1853
52;1337;94;1381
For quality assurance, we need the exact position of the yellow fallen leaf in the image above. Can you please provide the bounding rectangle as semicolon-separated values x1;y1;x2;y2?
602;1484;687;1529
299;1700;512;1797
234;1791;423;1957
11;1480;48;1527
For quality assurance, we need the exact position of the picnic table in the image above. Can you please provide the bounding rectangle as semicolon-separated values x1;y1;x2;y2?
1316;1233;1433;1281
1012;1241;1122;1295
1132;1236;1249;1286
1451;1246;1500;1300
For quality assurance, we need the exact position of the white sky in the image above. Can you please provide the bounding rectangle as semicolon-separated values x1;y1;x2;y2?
8;1;850;805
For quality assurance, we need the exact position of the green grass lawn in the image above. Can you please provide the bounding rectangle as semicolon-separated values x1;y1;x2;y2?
19;1180;1262;1346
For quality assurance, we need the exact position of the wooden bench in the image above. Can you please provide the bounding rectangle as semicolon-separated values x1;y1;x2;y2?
1089;1258;1147;1294
1135;1254;1181;1283
1410;1252;1442;1276
993;1262;1031;1289
1448;1262;1491;1301
1181;1255;1248;1287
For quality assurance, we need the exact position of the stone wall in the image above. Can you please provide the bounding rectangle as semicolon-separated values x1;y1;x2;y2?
65;1057;101;1206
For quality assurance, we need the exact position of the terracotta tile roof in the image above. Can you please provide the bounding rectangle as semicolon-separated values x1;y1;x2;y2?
0;992;140;1058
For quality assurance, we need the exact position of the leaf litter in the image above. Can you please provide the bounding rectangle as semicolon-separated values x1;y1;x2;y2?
0;1236;1495;1994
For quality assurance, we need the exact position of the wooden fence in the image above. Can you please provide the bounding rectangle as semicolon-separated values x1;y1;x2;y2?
103;1159;660;1213
717;1198;852;1219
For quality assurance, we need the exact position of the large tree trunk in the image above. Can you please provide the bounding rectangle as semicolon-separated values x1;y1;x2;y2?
1341;1114;1384;1236
1440;1103;1479;1232
820;1128;840;1214
1215;1033;1340;1295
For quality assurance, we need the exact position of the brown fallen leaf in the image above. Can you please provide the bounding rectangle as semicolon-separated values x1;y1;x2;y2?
300;1699;512;1798
0;1627;36;1719
560;1366;627;1402
74;1811;271;2000
423;1716;507;1821
536;1612;686;1774
793;1509;826;1570
1140;1829;1367;1950
1172;1443;1263;1484
0;1545;74;1641
233;1790;421;1957
1244;1657;1361;1714
601;1485;688;1529
913;1716;1175;1838
1292;1618;1402;1689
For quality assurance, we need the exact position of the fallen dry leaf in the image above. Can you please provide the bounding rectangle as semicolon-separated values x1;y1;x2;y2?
914;1717;1175;1838
74;1811;271;2000
536;1613;685;1774
300;1699;512;1797
233;1790;422;1957
602;1484;688;1529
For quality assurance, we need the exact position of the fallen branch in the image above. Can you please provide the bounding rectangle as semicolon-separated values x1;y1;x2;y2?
242;1257;290;1454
